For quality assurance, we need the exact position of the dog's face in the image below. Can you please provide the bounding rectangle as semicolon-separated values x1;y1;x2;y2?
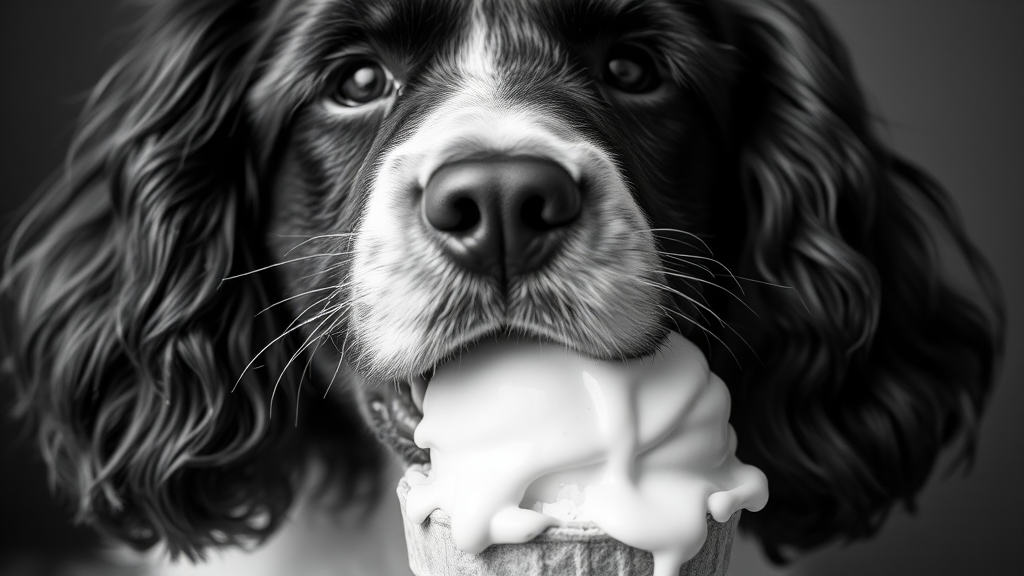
255;0;737;464
259;0;725;382
2;0;1002;564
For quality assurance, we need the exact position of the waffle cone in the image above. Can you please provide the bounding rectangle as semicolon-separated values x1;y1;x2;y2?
397;473;738;576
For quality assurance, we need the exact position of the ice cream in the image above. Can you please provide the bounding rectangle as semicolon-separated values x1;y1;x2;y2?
404;332;768;576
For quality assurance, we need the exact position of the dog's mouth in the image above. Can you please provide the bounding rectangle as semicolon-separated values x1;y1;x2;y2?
362;327;578;467
362;324;673;468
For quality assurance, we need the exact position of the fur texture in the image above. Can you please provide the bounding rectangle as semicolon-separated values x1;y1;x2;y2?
1;0;1003;565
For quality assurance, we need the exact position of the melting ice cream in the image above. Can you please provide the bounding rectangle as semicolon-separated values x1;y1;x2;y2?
404;332;768;576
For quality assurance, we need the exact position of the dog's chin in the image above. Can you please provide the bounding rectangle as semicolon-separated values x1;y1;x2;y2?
358;323;672;468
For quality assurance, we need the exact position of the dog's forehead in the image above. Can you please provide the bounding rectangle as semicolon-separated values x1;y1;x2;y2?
347;0;672;38
356;0;711;52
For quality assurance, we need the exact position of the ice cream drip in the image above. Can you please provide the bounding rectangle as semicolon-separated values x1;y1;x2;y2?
404;332;768;576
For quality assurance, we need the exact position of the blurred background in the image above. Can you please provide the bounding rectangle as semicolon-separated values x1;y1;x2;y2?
1;0;1020;574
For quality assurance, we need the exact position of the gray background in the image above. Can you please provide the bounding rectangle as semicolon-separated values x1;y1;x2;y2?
1;0;1021;574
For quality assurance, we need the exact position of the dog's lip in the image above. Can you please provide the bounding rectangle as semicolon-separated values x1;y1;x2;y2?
420;326;562;370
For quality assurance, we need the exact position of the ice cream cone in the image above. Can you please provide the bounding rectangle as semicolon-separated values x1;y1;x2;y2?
397;472;739;576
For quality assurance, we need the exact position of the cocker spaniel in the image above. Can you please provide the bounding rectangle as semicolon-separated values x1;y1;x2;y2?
1;0;1003;571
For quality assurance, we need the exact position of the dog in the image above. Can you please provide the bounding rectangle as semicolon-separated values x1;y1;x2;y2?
1;0;1004;572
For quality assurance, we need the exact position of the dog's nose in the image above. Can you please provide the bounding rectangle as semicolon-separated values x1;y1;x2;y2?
422;158;581;279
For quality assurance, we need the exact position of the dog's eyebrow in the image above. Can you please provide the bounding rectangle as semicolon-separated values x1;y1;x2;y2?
299;0;466;68
534;0;726;89
251;0;468;116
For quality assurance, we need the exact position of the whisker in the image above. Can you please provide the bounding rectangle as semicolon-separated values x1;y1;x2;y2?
639;278;720;325
656;303;713;356
296;330;332;426
222;252;352;281
660;305;691;344
715;274;794;291
323;346;345;399
657;251;744;296
296;259;354;282
713;274;809;314
641;278;757;360
280;293;336;333
657;304;741;368
660;270;759;318
232;306;341;393
322;331;352;398
255;286;338;317
639;227;714;255
641;235;707;256
282;233;356;257
282;290;346;334
270;311;339;418
313;306;353;390
656;251;716;278
284;302;345;340
294;370;304;427
274;232;355;239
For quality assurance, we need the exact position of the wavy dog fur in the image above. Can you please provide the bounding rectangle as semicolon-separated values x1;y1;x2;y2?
1;0;382;557
1;0;1003;565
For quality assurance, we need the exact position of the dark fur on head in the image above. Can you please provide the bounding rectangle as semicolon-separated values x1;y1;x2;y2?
1;0;1003;564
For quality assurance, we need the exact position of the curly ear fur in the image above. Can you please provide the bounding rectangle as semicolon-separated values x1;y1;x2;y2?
718;0;1005;561
1;0;379;560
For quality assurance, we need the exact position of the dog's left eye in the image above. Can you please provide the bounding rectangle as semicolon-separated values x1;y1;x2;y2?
329;60;396;107
603;45;661;94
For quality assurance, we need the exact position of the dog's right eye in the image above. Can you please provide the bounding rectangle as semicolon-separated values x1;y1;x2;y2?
603;45;661;94
328;60;396;107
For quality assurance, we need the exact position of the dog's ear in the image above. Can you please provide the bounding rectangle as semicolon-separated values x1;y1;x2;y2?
2;0;377;559
717;0;1004;561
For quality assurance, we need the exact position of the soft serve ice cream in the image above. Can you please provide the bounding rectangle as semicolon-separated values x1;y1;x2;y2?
404;332;768;576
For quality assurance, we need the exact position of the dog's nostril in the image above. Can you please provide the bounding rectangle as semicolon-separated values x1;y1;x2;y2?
453;198;481;231
430;197;480;232
520;191;580;231
423;175;488;234
520;196;548;231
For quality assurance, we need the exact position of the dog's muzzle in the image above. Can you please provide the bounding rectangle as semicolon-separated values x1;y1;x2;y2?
364;156;584;465
350;101;668;465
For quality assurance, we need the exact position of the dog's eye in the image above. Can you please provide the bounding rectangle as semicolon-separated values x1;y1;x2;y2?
604;45;661;94
330;60;396;107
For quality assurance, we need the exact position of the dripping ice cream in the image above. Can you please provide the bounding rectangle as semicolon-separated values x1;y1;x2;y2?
400;332;769;576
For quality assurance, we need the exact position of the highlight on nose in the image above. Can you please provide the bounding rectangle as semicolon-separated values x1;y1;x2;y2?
422;157;581;279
